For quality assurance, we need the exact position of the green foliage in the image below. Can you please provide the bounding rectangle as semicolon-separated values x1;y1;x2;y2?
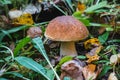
56;56;73;69
31;37;60;80
0;78;8;80
64;0;75;12
15;56;54;80
72;11;90;26
13;37;31;57
98;32;109;44
4;72;30;80
0;25;29;42
85;1;107;13
0;0;11;5
97;65;112;79
0;0;120;79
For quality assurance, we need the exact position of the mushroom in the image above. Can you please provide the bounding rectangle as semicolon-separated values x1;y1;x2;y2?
45;16;89;56
27;27;42;38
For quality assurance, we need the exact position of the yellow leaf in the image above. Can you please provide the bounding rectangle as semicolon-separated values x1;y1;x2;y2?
86;54;100;63
84;38;101;50
12;13;34;26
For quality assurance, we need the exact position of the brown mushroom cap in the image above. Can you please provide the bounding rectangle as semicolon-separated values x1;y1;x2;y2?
45;16;89;41
27;27;42;38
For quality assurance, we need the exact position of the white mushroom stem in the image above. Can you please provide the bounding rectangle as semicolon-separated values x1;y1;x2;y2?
60;41;77;56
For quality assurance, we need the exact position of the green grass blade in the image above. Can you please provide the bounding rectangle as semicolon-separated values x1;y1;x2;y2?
15;56;51;80
5;72;30;80
0;25;29;42
32;37;60;80
97;65;112;79
65;0;74;12
85;1;107;13
0;45;14;61
51;2;67;15
14;37;31;57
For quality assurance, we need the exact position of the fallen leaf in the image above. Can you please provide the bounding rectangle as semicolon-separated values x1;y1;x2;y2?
84;38;101;50
60;59;84;80
12;13;34;26
82;64;101;80
86;46;102;63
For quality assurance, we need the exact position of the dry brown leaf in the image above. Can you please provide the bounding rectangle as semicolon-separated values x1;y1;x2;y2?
86;46;102;63
60;60;84;80
87;64;96;72
82;64;100;80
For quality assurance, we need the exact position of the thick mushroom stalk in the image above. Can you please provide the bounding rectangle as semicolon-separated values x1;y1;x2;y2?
60;42;77;56
45;16;89;56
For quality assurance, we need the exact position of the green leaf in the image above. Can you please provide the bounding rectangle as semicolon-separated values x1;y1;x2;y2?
78;18;90;26
106;27;114;31
46;69;55;80
98;32;109;44
14;37;31;56
15;56;51;80
0;25;28;42
72;11;90;26
0;0;11;5
72;11;82;17
5;72;30;80
56;56;73;68
76;55;87;59
108;39;120;43
0;30;12;40
85;1;107;13
51;2;67;15
32;37;60;80
97;65;112;79
90;23;111;27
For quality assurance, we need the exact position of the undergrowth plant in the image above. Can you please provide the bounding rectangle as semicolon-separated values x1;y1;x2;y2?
0;0;120;80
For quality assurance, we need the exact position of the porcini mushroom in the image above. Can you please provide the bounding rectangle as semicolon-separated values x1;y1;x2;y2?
27;27;42;38
45;16;89;56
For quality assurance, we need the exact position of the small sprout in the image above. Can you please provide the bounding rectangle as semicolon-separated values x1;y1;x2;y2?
108;72;118;80
27;27;42;38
